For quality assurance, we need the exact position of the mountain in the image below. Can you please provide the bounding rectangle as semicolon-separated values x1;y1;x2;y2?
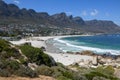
84;20;120;33
0;0;120;33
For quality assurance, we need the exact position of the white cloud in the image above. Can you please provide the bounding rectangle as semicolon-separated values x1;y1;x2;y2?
81;10;87;16
13;0;20;4
90;9;98;16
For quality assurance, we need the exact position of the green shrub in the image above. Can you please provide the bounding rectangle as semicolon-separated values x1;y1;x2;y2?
0;39;10;51
56;62;66;68
5;48;21;59
72;72;88;80
19;57;27;64
96;65;115;75
0;60;20;77
104;65;115;75
50;66;63;77
57;76;72;80
0;60;20;70
62;71;73;79
20;45;56;66
36;65;53;76
85;72;108;80
16;66;38;78
92;76;110;80
0;69;11;77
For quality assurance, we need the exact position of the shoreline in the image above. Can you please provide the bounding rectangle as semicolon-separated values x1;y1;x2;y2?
10;35;120;67
10;35;94;66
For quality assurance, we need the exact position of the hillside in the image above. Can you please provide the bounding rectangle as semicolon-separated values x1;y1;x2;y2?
0;39;120;80
0;39;56;77
0;75;55;80
0;0;120;34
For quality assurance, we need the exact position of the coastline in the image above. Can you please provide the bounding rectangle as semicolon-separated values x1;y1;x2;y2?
10;35;120;67
10;35;94;66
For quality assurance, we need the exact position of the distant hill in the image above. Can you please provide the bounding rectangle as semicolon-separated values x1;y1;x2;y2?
0;0;120;33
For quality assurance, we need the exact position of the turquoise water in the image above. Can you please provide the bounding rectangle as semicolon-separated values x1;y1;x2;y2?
50;34;120;55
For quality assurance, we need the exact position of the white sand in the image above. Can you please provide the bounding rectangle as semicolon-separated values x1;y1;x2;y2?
10;35;93;66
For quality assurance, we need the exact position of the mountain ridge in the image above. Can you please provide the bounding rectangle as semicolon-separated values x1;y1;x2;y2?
0;0;120;33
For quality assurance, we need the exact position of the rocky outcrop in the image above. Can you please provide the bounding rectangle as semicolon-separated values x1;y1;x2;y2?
92;56;98;66
73;17;85;25
71;51;120;68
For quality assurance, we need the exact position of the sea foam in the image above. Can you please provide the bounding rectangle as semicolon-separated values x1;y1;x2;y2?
53;37;120;55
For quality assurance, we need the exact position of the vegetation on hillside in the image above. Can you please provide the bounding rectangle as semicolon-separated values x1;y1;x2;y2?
19;44;56;66
0;39;119;80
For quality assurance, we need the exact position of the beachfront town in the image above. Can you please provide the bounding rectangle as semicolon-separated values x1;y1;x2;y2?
0;23;87;38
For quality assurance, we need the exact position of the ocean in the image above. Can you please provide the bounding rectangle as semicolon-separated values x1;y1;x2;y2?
47;34;120;55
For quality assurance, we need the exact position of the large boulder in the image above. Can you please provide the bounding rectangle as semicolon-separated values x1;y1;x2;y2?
92;56;98;66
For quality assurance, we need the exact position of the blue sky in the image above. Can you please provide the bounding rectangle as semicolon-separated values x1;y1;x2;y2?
4;0;120;25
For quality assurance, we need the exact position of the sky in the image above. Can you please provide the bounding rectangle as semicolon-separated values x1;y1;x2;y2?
4;0;120;25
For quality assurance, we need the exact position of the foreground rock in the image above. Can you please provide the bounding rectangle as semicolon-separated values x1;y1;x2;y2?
70;50;120;68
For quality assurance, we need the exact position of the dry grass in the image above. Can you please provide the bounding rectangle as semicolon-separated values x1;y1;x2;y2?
0;75;55;80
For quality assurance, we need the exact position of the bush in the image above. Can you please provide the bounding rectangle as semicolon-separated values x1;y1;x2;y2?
19;57;27;65
85;72;108;80
0;69;11;77
0;39;10;51
92;76;110;80
104;65;115;75
16;66;38;78
20;45;56;66
36;65;87;80
62;71;73;79
57;76;72;80
0;60;20;71
36;65;53;76
50;66;63;77
0;60;20;77
95;65;115;75
5;48;21;59
72;72;88;80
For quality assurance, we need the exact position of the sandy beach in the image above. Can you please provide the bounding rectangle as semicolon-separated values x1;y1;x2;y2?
10;35;93;66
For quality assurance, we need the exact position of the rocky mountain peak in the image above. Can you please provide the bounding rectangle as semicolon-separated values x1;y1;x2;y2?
0;0;120;33
73;17;85;25
51;12;67;19
0;0;7;6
